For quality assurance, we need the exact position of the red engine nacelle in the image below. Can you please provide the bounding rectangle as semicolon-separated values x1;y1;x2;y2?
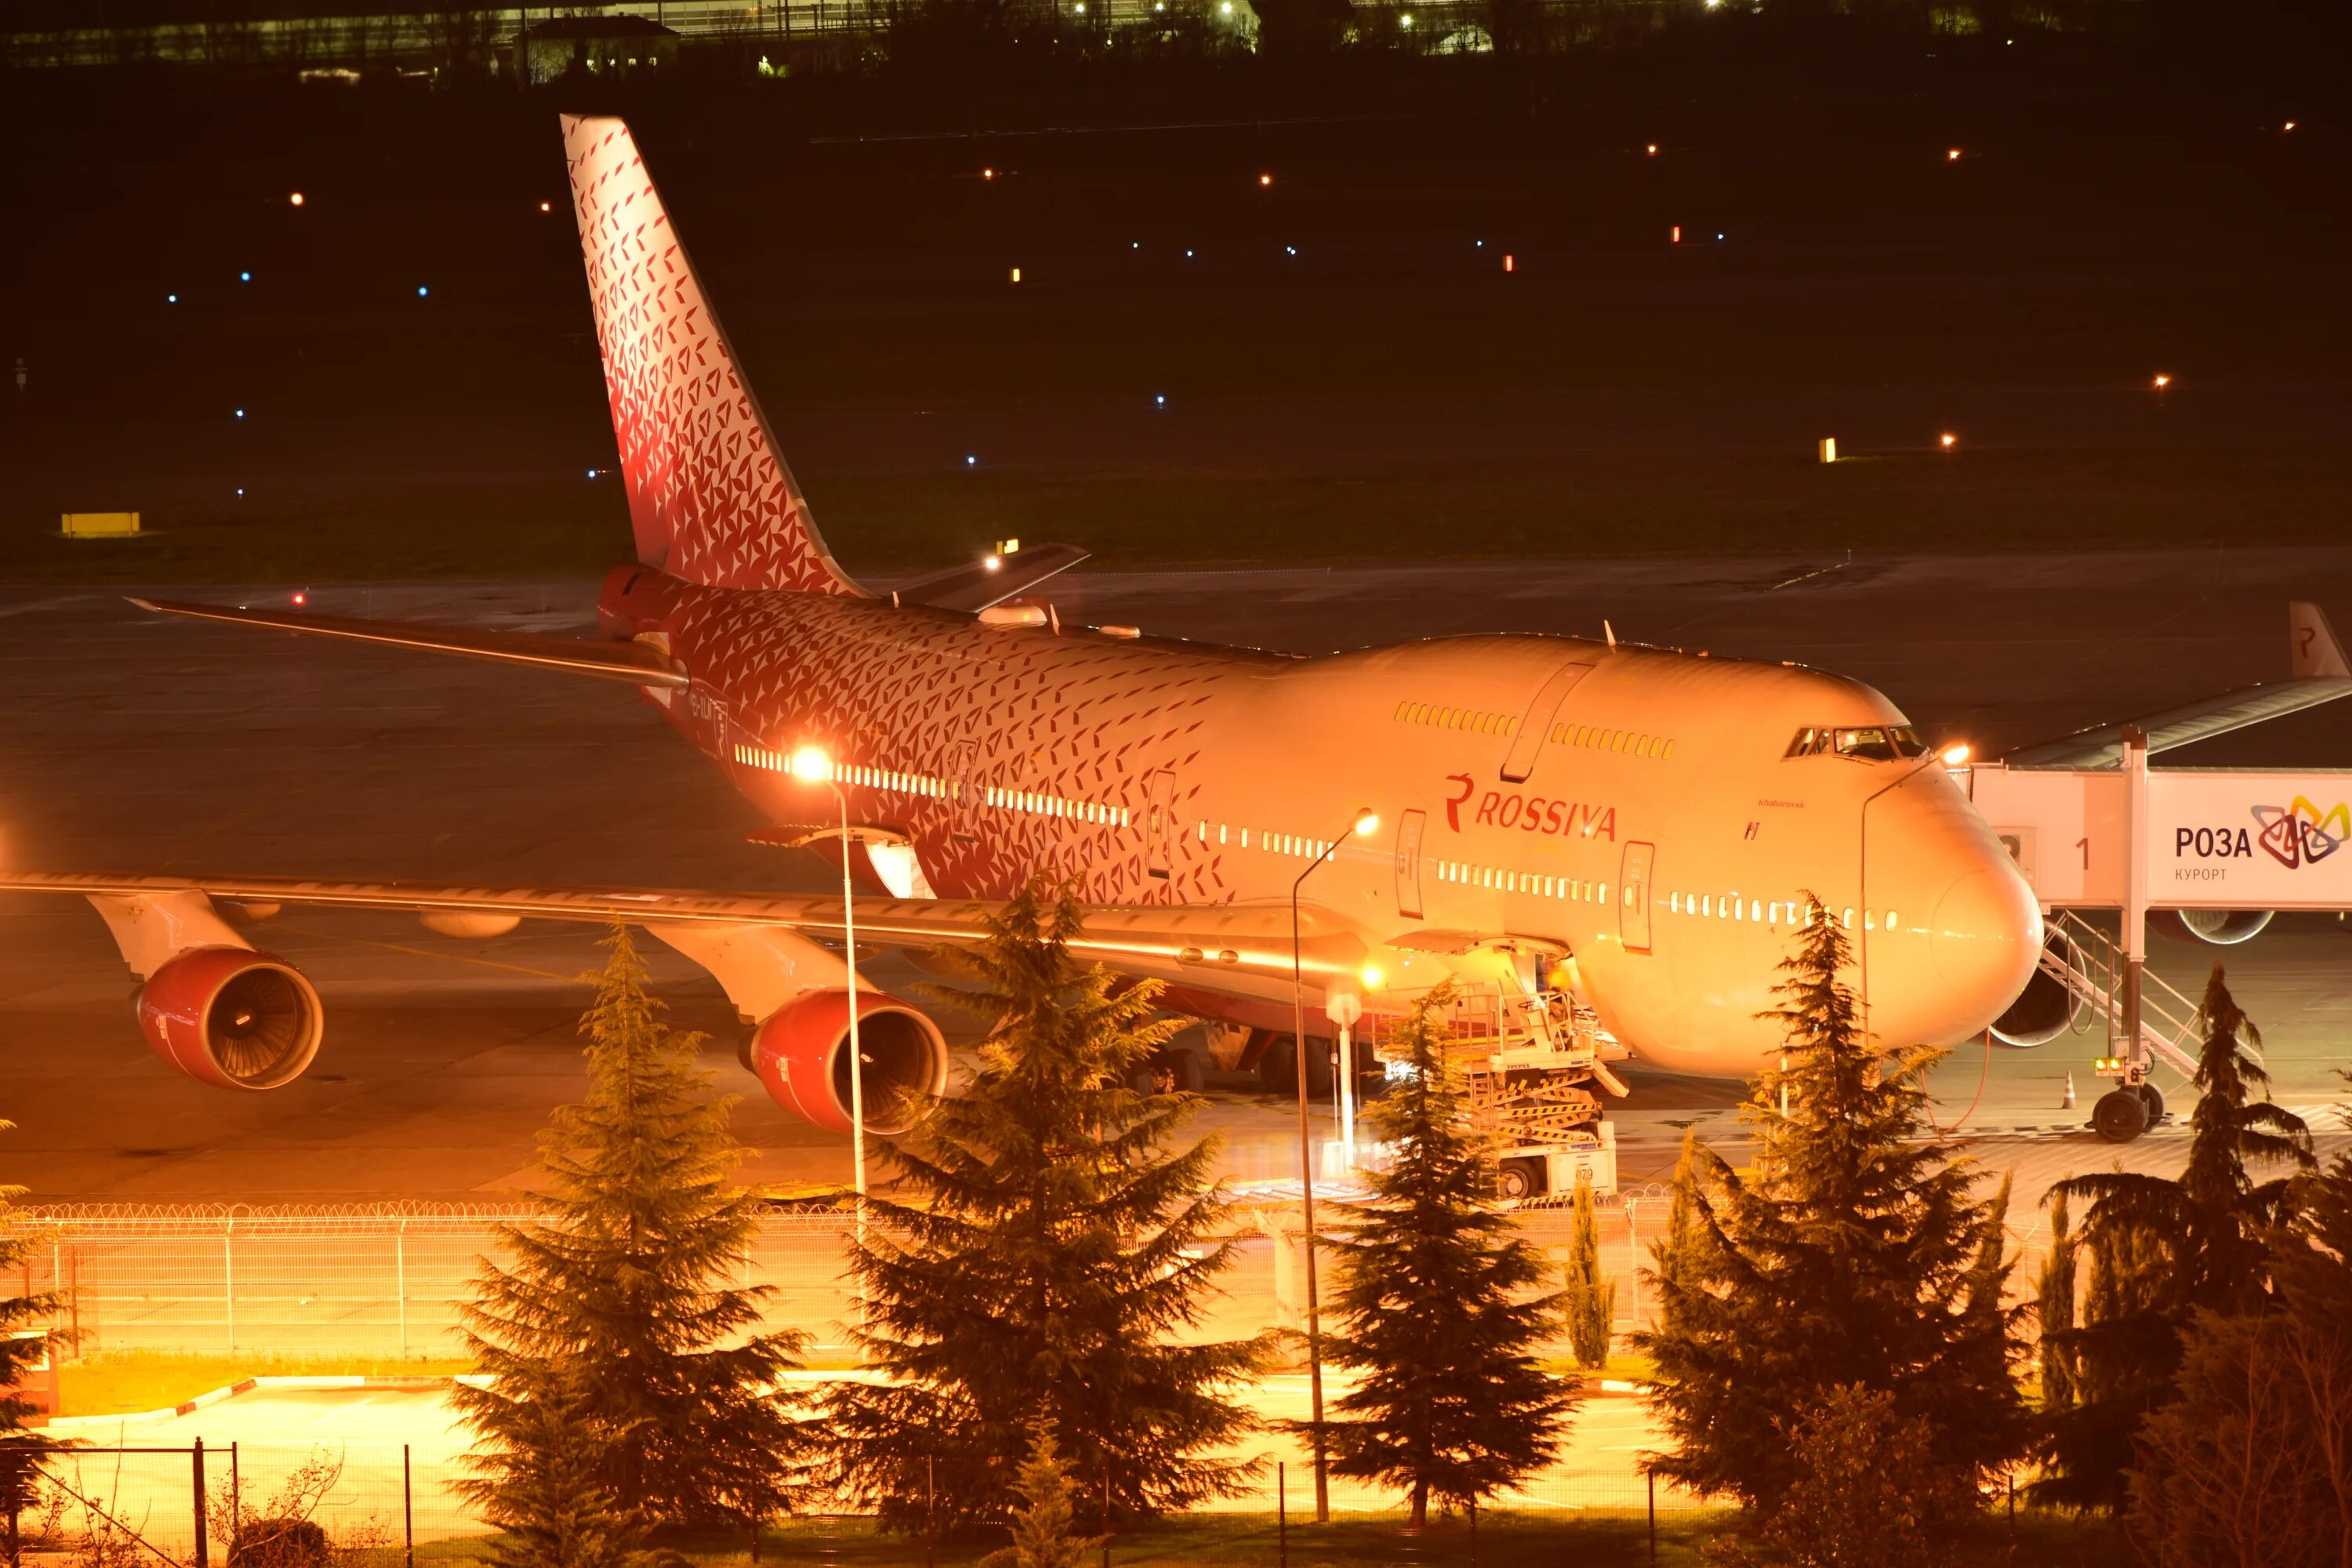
136;946;324;1090
743;991;949;1134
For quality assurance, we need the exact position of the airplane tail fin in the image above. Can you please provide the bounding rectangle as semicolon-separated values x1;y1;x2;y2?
561;115;861;597
2291;601;2349;679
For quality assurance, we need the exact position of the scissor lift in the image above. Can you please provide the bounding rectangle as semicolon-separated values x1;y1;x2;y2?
1367;983;1628;1198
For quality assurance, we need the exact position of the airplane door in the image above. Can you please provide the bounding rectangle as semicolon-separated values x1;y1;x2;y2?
1394;808;1427;920
1500;662;1595;782
1145;768;1175;880
1618;840;1655;955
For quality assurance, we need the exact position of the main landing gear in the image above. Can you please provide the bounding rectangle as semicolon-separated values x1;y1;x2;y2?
2092;1081;2166;1145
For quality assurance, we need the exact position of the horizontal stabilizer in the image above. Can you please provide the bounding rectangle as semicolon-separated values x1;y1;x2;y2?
891;543;1090;613
129;598;688;688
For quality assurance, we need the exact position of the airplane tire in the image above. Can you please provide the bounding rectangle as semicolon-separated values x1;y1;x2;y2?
2136;1083;2167;1125
2093;1088;2151;1144
1172;1050;1207;1094
1257;1040;1297;1097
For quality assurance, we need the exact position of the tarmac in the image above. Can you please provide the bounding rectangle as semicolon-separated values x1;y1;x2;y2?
3;548;2350;1204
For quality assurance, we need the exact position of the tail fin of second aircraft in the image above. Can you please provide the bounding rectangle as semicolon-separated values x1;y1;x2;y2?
2292;601;2350;679
561;115;861;597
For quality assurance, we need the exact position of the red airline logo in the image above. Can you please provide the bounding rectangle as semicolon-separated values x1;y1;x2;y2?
1444;775;1617;841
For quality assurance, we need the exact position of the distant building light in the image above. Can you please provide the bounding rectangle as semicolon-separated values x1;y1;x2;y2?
539;201;552;212
1504;253;1515;272
1940;433;1958;449
966;454;978;466
2284;121;2297;132
1010;266;1022;283
166;293;178;303
1155;394;1167;406
2154;372;2172;390
289;192;304;206
1400;11;1412;24
1259;172;1272;187
234;408;245;419
1646;143;1658;154
586;467;599;479
1947;147;1962;161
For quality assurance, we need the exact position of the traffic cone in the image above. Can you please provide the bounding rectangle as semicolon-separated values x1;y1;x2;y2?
2061;1072;2076;1111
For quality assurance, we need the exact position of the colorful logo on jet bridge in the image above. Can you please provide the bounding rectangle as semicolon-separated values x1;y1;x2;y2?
2251;797;2349;870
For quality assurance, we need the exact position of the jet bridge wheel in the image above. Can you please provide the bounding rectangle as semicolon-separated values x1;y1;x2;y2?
2093;1088;2151;1144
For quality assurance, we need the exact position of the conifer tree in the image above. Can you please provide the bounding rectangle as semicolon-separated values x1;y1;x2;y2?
457;925;808;1536
2127;1150;2352;1559
2038;966;2313;1510
2034;1190;2078;1410
1634;902;2025;1515
476;1373;649;1568
979;1424;1104;1568
0;1126;58;1562
1563;1167;1614;1371
824;880;1269;1534
1312;985;1577;1526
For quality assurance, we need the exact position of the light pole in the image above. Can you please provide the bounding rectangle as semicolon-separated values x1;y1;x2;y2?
789;747;869;1239
1857;740;1969;1029
1290;805;1378;1526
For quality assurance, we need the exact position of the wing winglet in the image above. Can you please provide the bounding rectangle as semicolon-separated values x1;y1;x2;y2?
2292;601;2350;679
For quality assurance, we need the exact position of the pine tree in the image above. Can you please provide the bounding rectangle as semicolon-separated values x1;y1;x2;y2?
823;880;1269;1534
2037;966;2313;1511
1563;1167;1614;1372
2129;1152;2352;1559
978;1424;1105;1568
1311;985;1577;1526
456;925;808;1537
476;1372;650;1568
2034;1190;2078;1410
0;1125;58;1561
1633;901;2026;1515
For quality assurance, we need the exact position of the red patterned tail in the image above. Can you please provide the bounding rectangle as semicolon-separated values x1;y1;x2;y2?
562;115;861;596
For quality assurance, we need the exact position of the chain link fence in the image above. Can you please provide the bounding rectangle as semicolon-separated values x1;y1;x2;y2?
9;1199;1662;1364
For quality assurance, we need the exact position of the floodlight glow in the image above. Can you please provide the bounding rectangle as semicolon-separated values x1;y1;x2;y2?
984;555;1002;571
1646;143;1658;154
1947;148;1962;161
1941;742;1971;765
540;201;552;212
234;408;245;419
1940;433;1957;448
789;746;833;783
1260;172;1272;187
416;285;429;297
1399;11;1411;24
1352;808;1379;837
966;454;978;466
239;271;252;282
167;293;177;303
2153;372;2171;389
289;192;304;206
1359;964;1384;990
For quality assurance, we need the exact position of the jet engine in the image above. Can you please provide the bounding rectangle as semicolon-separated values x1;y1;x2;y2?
1988;934;2078;1048
135;946;324;1089
2154;909;2275;946
742;991;949;1134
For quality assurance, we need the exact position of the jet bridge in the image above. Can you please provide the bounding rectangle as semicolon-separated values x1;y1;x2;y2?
1965;741;2352;1141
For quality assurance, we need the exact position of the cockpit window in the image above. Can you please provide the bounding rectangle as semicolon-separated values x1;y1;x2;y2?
1784;724;1929;761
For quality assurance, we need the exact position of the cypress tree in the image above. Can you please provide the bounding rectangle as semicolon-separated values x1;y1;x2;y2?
2034;1190;2078;1410
473;1372;649;1568
1312;985;1577;1526
824;880;1269;1534
456;925;808;1537
1634;901;2026;1515
979;1424;1104;1568
1563;1167;1614;1372
2037;966;2313;1510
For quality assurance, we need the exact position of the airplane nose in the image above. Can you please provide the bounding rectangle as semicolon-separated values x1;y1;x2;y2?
1928;864;2043;1033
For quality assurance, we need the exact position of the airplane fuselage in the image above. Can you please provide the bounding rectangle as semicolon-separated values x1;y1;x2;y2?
602;567;2043;1077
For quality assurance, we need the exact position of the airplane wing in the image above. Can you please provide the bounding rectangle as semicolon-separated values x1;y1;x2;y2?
128;598;688;688
2001;601;2352;769
0;871;1374;996
886;543;1091;613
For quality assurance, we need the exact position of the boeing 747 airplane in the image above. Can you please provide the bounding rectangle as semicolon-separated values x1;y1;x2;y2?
2;117;2051;1155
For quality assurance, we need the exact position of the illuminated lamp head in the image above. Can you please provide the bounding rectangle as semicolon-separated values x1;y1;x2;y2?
1940;742;1972;766
1352;808;1379;837
788;746;834;784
